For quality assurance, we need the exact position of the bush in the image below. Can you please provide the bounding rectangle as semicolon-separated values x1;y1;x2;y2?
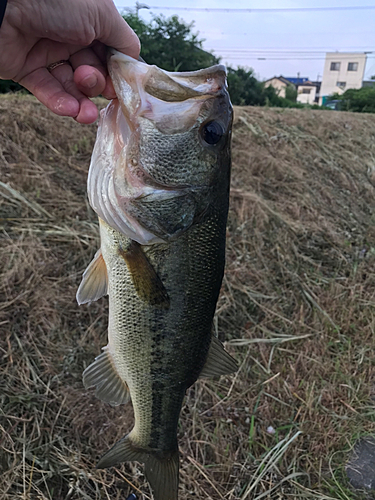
331;87;375;113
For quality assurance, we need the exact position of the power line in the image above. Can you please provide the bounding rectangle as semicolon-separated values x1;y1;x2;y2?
212;49;373;54
207;47;375;51
218;56;375;61
118;5;375;13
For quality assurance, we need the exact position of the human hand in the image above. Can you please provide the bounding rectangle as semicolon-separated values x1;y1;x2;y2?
0;0;140;123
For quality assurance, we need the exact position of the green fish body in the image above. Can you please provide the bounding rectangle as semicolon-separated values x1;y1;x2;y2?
77;51;235;500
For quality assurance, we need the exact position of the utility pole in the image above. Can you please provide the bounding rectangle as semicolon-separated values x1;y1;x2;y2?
123;2;149;17
135;2;149;17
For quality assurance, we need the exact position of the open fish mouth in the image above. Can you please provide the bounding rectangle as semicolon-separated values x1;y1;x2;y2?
87;50;232;245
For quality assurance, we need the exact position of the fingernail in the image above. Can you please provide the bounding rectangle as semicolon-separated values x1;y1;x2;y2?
82;75;98;89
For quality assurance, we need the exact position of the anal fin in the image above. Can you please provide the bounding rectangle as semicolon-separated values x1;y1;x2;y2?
199;336;238;378
83;347;130;406
118;241;170;309
76;249;108;305
96;434;146;469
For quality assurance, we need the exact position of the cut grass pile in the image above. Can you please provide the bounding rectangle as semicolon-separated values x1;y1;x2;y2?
1;94;375;499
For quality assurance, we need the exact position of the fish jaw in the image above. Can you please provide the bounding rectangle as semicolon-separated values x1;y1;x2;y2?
87;50;233;244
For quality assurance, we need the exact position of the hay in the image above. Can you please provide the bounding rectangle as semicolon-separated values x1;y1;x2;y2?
1;95;375;499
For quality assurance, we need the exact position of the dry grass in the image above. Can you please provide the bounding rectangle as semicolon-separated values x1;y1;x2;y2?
1;94;375;499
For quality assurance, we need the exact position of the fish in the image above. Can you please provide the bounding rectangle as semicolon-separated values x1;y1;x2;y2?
77;50;236;500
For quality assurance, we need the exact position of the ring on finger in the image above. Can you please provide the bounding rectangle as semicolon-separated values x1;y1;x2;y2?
47;60;71;72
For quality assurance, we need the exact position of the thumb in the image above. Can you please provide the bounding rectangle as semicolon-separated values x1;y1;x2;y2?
96;2;140;59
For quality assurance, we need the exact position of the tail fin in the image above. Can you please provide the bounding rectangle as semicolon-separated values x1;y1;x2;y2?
144;450;179;500
97;435;179;500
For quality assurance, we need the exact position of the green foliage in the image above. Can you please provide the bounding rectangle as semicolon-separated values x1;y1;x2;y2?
226;67;265;106
0;80;24;94
285;84;297;102
226;67;304;108
332;87;375;113
123;13;219;71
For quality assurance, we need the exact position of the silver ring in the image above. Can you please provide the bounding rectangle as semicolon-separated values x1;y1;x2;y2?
47;60;71;72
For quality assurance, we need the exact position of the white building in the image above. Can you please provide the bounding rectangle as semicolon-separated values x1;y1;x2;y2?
297;82;317;105
264;76;318;104
319;52;367;105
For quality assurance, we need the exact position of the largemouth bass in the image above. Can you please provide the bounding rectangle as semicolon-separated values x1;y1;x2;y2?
77;50;236;500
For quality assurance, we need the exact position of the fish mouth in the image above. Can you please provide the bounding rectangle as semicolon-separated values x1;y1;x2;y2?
108;49;227;99
108;50;228;135
87;51;230;245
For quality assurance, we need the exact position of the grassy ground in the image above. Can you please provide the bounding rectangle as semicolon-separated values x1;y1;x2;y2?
1;94;375;499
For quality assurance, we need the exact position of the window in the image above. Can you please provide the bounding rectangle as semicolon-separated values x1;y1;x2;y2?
348;62;358;71
337;81;346;90
302;88;311;94
330;62;340;71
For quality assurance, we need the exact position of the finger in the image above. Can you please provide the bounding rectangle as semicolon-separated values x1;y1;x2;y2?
70;47;107;97
51;63;99;124
19;67;80;117
73;65;106;97
89;43;116;99
102;75;116;100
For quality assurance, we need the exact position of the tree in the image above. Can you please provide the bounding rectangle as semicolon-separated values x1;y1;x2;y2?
285;84;297;103
332;87;375;113
226;67;265;105
123;13;219;72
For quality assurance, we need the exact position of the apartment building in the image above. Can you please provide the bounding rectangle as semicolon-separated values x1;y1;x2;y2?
319;52;367;105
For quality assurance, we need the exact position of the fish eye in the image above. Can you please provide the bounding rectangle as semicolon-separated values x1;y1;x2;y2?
201;121;224;145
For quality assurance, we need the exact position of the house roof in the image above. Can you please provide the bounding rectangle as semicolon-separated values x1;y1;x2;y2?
264;76;311;87
297;81;317;87
264;76;292;86
284;77;310;85
264;76;320;89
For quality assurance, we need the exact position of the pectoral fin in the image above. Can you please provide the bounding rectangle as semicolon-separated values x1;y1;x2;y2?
76;249;108;305
118;241;170;309
199;336;238;378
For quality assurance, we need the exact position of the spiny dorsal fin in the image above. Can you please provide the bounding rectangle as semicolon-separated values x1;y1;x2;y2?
118;241;170;309
83;346;130;406
199;336;238;378
76;249;108;305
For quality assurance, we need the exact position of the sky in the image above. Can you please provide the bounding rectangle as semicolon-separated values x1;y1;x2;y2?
115;0;375;82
